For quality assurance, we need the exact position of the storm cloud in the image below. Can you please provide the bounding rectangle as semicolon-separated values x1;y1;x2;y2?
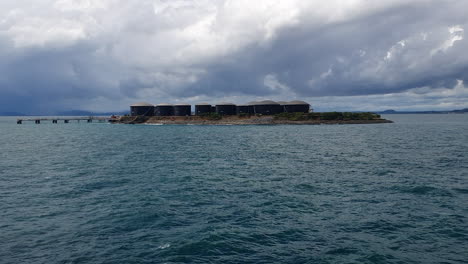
0;0;467;113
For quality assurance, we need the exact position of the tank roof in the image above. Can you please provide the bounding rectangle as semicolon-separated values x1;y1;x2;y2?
250;100;280;105
216;102;236;106
277;101;288;105
195;103;211;106
131;102;154;107
286;100;310;105
156;103;173;106
174;103;191;106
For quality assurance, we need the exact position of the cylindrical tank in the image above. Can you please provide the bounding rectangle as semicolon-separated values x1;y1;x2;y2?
155;103;174;116
284;100;310;113
215;102;237;115
236;105;252;114
130;102;155;116
249;100;282;115
173;103;191;116
195;103;212;115
277;101;288;113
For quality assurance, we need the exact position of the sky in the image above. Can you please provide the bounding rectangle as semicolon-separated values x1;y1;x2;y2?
0;0;467;114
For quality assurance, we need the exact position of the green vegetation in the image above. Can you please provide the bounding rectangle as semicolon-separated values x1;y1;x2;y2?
275;112;314;121
199;112;222;120
237;113;251;118
274;112;381;121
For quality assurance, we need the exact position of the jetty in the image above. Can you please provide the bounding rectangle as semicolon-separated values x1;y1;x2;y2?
16;117;118;124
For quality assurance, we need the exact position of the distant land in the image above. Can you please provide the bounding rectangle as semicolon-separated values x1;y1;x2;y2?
377;108;468;114
0;112;28;116
56;110;128;116
0;110;128;116
1;108;467;116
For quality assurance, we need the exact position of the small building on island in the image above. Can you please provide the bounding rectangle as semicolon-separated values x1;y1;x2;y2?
130;102;155;116
195;103;212;115
173;103;191;116
155;103;174;116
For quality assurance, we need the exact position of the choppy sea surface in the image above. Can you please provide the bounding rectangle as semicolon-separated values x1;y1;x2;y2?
0;114;467;264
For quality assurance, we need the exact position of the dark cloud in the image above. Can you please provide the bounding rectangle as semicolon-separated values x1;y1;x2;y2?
0;40;125;113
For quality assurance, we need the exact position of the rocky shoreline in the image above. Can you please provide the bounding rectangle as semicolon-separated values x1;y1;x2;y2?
117;115;393;125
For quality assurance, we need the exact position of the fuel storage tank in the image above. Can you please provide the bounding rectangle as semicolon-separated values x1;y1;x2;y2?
236;104;252;114
155;103;174;116
215;102;237;115
195;103;212;115
173;103;191;116
130;102;155;116
249;100;282;115
284;101;310;113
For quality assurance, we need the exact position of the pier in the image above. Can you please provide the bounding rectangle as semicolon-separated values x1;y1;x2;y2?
16;117;118;124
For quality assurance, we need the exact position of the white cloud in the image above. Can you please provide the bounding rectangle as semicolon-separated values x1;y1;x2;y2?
5;18;86;47
53;0;109;12
431;25;464;55
263;74;293;94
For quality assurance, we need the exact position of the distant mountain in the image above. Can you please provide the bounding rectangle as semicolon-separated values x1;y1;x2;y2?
380;109;398;114
56;110;95;116
451;108;468;113
0;112;27;116
56;110;128;116
377;109;467;114
0;110;128;116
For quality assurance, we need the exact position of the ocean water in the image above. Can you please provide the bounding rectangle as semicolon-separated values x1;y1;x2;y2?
0;114;467;264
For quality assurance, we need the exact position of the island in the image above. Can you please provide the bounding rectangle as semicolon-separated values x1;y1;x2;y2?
114;101;393;125
116;112;393;125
